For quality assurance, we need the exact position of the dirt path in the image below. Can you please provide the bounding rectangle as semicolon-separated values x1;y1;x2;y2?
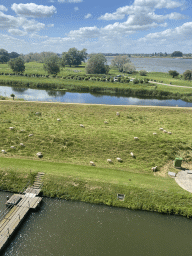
175;170;192;193
148;81;192;89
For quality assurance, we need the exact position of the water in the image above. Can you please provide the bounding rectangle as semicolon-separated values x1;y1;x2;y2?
1;86;192;107
106;57;192;74
0;192;191;256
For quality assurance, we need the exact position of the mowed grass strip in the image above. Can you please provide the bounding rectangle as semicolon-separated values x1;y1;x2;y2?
1;158;192;217
0;101;192;173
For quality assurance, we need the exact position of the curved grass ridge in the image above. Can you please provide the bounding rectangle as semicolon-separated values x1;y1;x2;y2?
0;102;192;217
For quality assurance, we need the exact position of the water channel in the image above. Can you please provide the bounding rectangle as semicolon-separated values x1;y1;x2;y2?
1;192;192;256
1;86;192;107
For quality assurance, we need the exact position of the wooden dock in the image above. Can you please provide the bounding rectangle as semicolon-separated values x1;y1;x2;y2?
0;172;44;252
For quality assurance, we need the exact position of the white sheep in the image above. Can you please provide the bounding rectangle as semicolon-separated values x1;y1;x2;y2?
130;152;134;157
159;128;164;131
80;124;84;128
36;152;43;158
116;157;122;162
1;150;7;154
90;161;95;166
168;132;172;135
10;146;15;149
9;127;15;130
163;130;168;133
151;166;158;172
134;137;139;140
28;134;33;137
107;159;112;163
57;118;61;121
153;133;157;135
104;121;108;124
20;143;25;147
116;112;120;116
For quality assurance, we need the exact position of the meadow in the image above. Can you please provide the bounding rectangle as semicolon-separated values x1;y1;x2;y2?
0;101;192;217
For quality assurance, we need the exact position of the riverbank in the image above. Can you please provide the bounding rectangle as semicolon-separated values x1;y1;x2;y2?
0;62;192;102
0;102;192;217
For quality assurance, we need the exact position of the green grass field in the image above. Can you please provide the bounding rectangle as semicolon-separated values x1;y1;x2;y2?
0;101;192;217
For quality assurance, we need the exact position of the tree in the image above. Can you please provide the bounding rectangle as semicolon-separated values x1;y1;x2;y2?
62;48;87;67
10;94;15;100
0;49;10;63
111;55;130;72
9;52;20;59
85;54;109;74
183;70;192;81
43;56;60;75
171;51;183;57
168;70;179;78
123;63;136;74
8;58;25;73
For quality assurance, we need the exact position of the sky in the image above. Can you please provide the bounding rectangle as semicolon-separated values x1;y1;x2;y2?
0;0;192;54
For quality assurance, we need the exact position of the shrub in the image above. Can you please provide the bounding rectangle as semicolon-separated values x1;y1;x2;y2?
140;70;147;76
133;78;139;84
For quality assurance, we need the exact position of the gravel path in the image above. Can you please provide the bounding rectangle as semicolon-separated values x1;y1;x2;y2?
175;170;192;193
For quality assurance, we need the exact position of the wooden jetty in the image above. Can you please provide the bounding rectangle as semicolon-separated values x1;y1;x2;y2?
0;172;44;252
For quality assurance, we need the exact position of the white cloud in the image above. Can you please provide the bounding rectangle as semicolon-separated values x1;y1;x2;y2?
11;3;57;18
47;24;54;27
139;22;192;41
74;7;79;11
84;13;92;19
99;0;184;20
0;11;46;34
68;26;100;38
58;0;83;3
8;29;27;36
0;5;8;12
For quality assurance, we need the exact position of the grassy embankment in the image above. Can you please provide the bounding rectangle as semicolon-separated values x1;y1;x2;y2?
0;62;192;102
0;101;192;217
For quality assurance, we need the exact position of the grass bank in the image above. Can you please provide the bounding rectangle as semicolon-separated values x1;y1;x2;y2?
0;102;192;217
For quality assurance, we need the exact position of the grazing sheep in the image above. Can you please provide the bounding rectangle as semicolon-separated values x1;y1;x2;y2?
163;130;168;133
151;166;158;172
168;132;172;135
116;157;122;162
90;161;95;166
134;137;139;140
130;152;134;157
9;127;15;130
153;133;157;135
57;118;61;121
10;146;15;149
104;121;108;124
20;143;25;147
116;112;120;116
36;152;43;158
80;124;84;128
107;159;112;163
1;150;7;154
159;128;164;131
28;134;33;137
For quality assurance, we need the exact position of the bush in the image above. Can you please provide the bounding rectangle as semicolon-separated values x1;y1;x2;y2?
144;78;149;83
140;70;147;76
183;70;192;81
133;78;139;84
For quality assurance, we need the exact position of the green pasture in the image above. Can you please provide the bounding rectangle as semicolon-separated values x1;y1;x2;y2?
0;102;192;216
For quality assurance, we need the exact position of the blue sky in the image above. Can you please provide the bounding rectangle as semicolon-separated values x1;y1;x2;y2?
0;0;192;54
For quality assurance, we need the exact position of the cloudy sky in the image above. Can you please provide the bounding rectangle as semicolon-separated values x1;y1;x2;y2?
0;0;191;54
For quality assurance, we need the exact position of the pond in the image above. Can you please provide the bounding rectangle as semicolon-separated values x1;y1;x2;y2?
1;86;192;107
0;192;192;256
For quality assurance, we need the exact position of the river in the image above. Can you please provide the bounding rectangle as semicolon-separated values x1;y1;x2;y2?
106;57;192;74
1;86;192;107
0;192;192;256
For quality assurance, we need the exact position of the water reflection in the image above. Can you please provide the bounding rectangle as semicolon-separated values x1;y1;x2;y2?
1;85;192;107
